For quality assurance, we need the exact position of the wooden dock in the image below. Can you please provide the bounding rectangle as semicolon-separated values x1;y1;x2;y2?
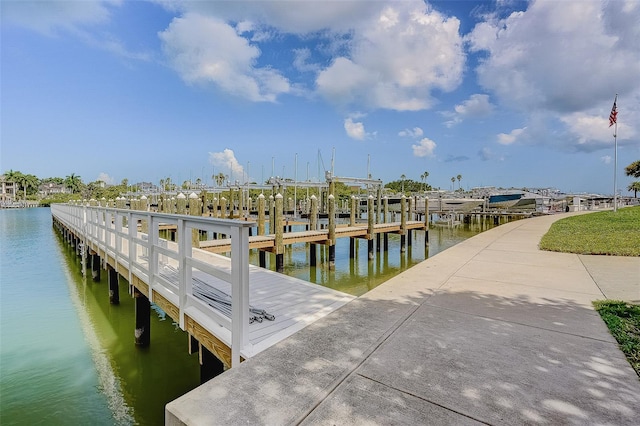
199;221;427;253
51;203;355;372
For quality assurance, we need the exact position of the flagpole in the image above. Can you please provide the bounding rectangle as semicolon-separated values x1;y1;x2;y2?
610;94;618;213
614;119;618;212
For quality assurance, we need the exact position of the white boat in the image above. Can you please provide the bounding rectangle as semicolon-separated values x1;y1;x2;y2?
382;195;483;213
421;192;484;213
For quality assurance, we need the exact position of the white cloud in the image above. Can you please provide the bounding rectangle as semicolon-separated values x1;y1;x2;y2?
467;0;640;153
156;1;464;109
398;127;424;138
2;0;118;35
208;149;245;182
316;2;464;111
96;172;115;185
2;0;150;61
292;48;319;73
559;112;633;148
412;138;437;157
167;1;386;35
468;1;640;114
601;156;612;165
497;127;526;145
344;118;366;141
159;13;291;102
454;94;493;118
444;94;494;127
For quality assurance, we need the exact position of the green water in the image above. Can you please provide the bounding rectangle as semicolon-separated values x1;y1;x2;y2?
1;208;501;424
1;208;199;425
256;217;498;296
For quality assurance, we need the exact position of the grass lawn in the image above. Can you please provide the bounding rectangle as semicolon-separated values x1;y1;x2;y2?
593;301;640;378
539;206;640;256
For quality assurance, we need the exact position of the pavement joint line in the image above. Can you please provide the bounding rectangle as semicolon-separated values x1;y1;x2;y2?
293;301;424;425
293;231;505;424
450;273;606;297
354;373;494;426
577;255;608;300
421;300;615;344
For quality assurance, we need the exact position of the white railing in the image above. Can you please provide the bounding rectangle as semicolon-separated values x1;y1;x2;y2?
51;203;253;367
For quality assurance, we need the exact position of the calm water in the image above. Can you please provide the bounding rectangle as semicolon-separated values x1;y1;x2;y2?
1;208;199;425
0;208;501;424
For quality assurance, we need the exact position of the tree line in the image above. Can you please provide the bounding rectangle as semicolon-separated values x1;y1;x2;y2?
4;162;638;206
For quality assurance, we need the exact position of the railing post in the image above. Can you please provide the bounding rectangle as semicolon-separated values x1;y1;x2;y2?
231;225;250;367
82;203;87;277
147;213;156;300
127;211;135;289
178;218;189;329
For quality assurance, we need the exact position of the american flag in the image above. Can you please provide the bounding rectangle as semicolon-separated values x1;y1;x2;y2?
609;95;617;127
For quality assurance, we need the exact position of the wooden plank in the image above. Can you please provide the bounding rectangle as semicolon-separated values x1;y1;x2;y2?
153;291;180;321
185;315;232;369
131;274;149;298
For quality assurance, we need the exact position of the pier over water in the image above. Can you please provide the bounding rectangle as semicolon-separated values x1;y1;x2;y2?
51;202;358;371
50;187;432;368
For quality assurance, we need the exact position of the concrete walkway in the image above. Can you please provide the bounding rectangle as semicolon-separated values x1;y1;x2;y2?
167;212;640;425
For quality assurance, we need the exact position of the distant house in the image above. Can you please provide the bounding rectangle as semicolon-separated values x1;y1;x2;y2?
133;182;159;192
1;175;17;202
39;182;70;197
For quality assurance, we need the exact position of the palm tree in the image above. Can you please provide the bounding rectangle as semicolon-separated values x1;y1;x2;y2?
451;176;455;191
457;174;462;191
628;181;640;198
400;174;406;193
21;174;39;199
625;160;640;178
215;173;226;187
420;171;429;191
4;169;20;183
64;173;82;194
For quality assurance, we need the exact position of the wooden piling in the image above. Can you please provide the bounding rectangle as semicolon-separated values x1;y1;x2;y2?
367;195;374;260
176;193;187;215
189;193;201;248
275;194;284;272
140;195;149;233
221;196;228;219
328;194;336;270
268;195;275;235
424;197;430;245
400;195;407;253
200;343;224;383
108;264;120;305
134;287;150;346
91;252;101;282
309;195;318;267
212;197;219;218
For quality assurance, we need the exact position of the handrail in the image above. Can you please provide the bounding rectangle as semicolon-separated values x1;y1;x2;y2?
51;202;254;367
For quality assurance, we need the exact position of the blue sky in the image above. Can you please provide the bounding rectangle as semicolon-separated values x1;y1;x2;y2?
2;0;639;194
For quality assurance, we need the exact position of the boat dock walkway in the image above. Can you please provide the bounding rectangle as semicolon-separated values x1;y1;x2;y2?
51;204;355;369
199;221;427;253
166;211;640;425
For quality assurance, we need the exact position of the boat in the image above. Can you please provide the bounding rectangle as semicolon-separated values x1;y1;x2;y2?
487;192;524;209
422;192;484;213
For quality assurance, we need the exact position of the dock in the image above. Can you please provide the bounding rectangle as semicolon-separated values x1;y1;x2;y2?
51;203;354;372
199;221;427;253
